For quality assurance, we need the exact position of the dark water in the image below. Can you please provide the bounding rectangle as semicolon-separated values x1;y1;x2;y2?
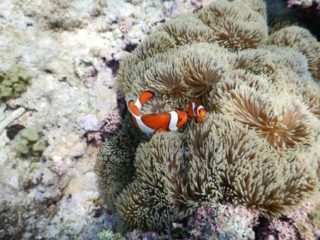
266;0;320;40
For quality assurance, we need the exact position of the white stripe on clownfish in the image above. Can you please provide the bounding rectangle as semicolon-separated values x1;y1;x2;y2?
168;111;178;131
127;91;188;135
197;105;204;116
135;99;142;109
135;115;155;135
192;102;196;116
188;101;207;123
127;101;155;135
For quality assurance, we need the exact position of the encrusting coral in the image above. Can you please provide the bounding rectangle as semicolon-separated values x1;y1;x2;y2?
97;0;320;233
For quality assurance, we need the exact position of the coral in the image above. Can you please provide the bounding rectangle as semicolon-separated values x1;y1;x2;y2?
253;201;318;240
188;205;258;240
289;203;317;240
97;0;320;232
0;201;26;239
85;109;122;145
287;0;320;9
20;0;108;31
126;230;161;240
268;219;297;240
12;127;48;157
98;230;124;240
309;201;320;238
0;67;31;101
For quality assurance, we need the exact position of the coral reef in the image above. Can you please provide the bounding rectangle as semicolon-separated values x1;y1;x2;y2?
0;201;26;239
98;230;124;240
20;0;108;31
309;200;320;238
188;205;258;240
85;108;122;146
254;201;318;240
287;0;320;9
0;67;31;101
13;127;48;157
1;0;210;238
97;0;320;232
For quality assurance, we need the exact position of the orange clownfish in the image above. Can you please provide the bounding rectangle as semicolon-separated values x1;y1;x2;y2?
127;91;188;135
188;102;207;123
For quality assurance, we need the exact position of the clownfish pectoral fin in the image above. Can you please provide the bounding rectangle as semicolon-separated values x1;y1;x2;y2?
128;100;141;116
155;128;167;133
198;108;206;119
195;116;202;123
175;110;188;128
195;112;206;123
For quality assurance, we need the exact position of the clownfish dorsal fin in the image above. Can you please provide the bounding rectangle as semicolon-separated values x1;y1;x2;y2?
135;90;154;109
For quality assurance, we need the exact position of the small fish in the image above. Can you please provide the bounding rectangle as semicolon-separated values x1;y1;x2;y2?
127;91;188;135
188;102;207;123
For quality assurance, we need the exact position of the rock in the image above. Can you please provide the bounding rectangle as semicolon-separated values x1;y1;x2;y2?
0;0;207;238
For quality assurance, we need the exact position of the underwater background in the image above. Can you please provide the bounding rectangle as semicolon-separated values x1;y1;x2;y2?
0;0;319;239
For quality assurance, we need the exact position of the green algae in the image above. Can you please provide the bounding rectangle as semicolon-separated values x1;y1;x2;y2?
13;127;48;158
0;67;31;101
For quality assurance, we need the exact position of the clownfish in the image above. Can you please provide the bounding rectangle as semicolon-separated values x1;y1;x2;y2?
188;102;207;123
127;91;188;135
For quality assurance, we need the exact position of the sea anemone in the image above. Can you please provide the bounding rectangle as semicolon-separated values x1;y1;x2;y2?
97;0;320;232
269;26;320;81
198;0;268;51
